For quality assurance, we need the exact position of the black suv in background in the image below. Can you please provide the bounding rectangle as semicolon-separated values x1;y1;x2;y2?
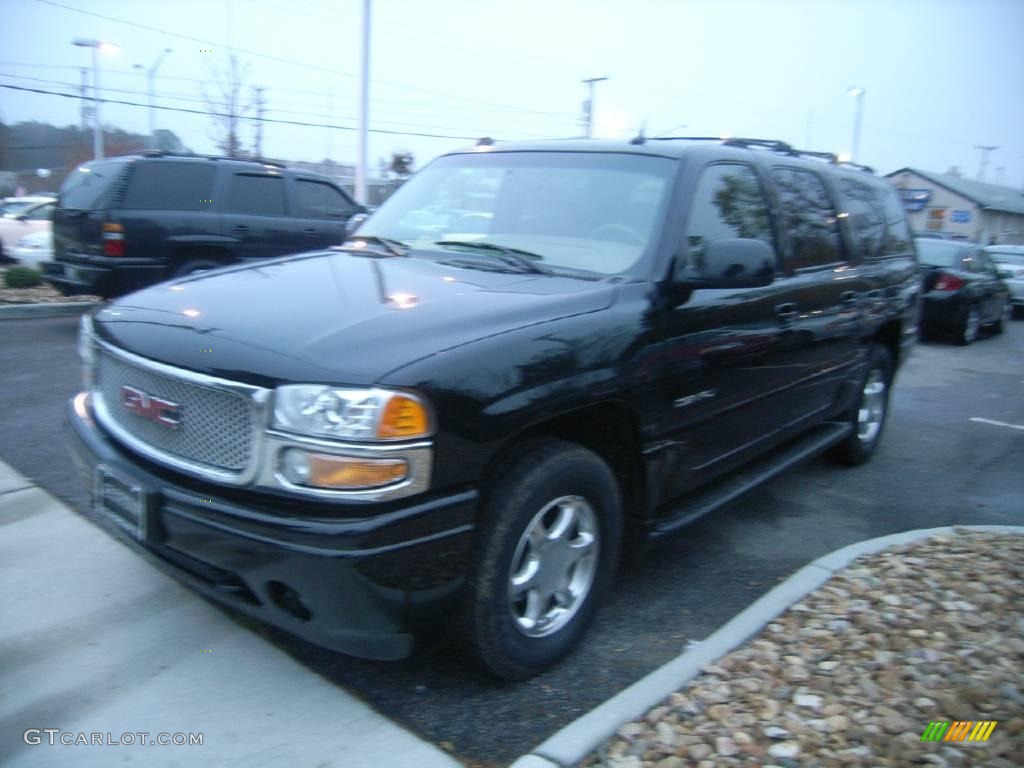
43;152;363;298
66;137;919;679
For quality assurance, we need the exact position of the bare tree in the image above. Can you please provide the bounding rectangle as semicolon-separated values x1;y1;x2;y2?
201;55;252;157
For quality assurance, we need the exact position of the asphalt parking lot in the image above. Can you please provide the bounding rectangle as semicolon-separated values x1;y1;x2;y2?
1;314;1022;766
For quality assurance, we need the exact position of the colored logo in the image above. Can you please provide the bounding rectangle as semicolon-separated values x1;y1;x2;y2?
920;721;997;742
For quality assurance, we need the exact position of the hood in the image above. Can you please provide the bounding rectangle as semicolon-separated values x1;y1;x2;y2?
93;250;615;387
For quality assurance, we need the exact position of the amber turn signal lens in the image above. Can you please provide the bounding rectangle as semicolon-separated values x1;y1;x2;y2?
377;394;430;439
307;454;407;489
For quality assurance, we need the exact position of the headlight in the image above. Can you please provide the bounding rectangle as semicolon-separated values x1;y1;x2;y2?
273;386;432;441
78;314;95;390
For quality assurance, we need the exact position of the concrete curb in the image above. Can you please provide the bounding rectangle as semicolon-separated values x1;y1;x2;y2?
510;524;1024;768
0;301;98;319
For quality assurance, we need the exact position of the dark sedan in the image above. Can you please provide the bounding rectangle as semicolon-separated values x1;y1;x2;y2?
917;238;1010;344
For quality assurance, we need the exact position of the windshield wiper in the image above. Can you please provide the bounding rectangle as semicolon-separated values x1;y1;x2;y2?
434;240;552;274
339;235;408;257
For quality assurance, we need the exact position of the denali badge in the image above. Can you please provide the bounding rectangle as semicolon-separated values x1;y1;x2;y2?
120;385;182;429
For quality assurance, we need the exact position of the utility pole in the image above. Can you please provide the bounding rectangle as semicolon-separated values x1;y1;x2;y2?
847;87;865;162
581;76;608;138
133;49;172;150
79;67;90;132
253;87;265;158
974;145;998;181
356;0;370;205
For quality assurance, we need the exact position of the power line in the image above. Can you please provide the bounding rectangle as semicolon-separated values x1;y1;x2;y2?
0;72;569;138
0;82;520;141
33;0;575;117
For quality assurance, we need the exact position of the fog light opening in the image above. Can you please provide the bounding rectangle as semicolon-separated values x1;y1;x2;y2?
267;580;312;622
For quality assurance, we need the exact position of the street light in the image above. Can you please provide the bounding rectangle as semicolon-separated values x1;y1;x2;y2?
134;49;173;150
847;86;865;163
73;38;120;160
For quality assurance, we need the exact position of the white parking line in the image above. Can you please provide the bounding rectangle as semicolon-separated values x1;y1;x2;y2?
969;417;1024;432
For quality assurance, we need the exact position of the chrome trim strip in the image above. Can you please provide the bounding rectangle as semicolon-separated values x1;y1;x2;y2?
90;335;272;486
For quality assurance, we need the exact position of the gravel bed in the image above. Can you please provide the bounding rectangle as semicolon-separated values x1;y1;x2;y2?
0;267;99;304
584;530;1023;768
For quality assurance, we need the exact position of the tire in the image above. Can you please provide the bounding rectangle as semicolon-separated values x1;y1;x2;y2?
462;439;622;680
990;302;1010;335
957;304;981;346
828;344;893;466
173;258;223;278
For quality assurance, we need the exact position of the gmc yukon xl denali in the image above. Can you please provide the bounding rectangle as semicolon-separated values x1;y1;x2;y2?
66;137;919;679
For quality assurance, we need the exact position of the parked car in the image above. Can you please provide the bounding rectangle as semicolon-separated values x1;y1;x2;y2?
42;152;365;298
0;197;55;263
917;238;1010;343
984;244;1024;318
66;137;919;679
12;229;54;269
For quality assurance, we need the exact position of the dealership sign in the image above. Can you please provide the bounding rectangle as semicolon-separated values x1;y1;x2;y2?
899;188;932;212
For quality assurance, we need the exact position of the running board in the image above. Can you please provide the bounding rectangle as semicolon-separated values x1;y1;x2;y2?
649;421;852;539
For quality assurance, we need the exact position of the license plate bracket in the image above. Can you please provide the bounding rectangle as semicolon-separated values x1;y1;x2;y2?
95;465;147;540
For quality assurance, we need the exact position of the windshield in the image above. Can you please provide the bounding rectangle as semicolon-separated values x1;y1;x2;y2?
916;240;965;268
987;250;1024;267
2;200;39;218
359;151;676;276
59;160;126;210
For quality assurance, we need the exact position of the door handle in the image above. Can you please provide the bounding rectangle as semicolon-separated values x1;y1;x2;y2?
302;228;317;235
775;303;799;323
232;225;248;233
840;290;859;306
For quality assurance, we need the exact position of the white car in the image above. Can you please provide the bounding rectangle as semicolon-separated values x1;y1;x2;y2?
985;244;1024;317
0;198;55;263
12;230;54;269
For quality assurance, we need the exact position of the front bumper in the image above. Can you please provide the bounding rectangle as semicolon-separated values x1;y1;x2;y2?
43;256;166;297
65;393;477;660
920;291;966;328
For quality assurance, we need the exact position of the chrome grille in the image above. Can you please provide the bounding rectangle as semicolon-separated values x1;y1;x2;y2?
94;348;254;473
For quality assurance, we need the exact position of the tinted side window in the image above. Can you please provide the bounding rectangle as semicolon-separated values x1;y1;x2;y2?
294;179;356;219
837;177;885;260
226;174;286;216
770;167;843;270
686;163;774;266
879;185;913;256
121;162;216;211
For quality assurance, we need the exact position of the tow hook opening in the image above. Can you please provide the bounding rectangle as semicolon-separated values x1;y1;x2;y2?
267;580;312;622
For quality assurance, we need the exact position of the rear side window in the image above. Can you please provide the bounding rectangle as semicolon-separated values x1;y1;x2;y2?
121;162;216;210
685;164;775;264
770;167;843;270
879;186;913;256
837;177;885;260
226;174;286;216
916;240;963;268
59;161;125;210
294;179;357;219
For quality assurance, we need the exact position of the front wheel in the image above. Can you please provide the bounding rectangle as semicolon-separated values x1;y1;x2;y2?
462;439;622;680
828;344;893;466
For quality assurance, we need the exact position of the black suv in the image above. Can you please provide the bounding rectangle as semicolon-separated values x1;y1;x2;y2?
65;137;919;679
44;152;363;298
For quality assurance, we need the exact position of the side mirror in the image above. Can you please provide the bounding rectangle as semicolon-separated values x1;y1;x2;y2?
345;212;369;237
677;238;776;289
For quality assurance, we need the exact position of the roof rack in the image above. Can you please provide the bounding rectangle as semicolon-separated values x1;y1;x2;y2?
641;136;876;174
138;149;286;168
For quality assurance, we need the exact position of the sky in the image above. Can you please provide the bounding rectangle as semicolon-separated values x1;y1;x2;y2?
2;0;1023;186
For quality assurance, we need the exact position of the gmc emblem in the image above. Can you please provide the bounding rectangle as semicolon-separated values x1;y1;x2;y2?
120;386;182;429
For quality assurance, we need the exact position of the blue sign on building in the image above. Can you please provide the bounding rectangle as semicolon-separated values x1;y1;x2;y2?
898;188;932;212
950;210;971;224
